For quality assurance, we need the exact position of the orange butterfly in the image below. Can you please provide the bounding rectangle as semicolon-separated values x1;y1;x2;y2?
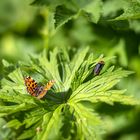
24;76;55;99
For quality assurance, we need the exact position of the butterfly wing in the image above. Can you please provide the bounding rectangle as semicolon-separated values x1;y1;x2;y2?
24;76;38;96
37;80;55;99
25;77;55;99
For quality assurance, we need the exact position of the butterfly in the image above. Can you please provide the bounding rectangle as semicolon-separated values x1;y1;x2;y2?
24;76;55;99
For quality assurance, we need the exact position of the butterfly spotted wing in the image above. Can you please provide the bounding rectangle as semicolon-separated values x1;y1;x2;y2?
24;76;55;99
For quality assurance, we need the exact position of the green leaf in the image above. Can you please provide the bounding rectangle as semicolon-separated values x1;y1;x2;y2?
2;59;11;67
37;48;63;91
37;105;64;140
31;0;65;8
0;48;138;140
69;67;136;106
112;0;140;20
6;119;22;129
54;5;77;28
64;47;89;91
0;118;15;140
57;47;71;84
70;102;102;139
71;53;94;91
82;0;102;23
102;0;125;18
1;68;24;93
108;39;128;67
32;0;102;28
0;103;37;116
17;129;35;140
60;104;77;139
0;90;40;105
23;108;46;128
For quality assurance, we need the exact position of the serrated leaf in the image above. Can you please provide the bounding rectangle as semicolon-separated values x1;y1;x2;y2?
37;105;64;140
0;103;37;115
37;48;63;91
24;116;42;129
82;0;102;23
55;5;77;28
64;47;89;91
112;0;140;20
57;48;71;83
32;0;103;28
0;47;138;140
23;108;46;129
70;102;102;139
17;129;35;140
70;68;131;98
76;90;139;105
0;90;40;105
69;68;135;106
6;119;22;129
1;68;24;93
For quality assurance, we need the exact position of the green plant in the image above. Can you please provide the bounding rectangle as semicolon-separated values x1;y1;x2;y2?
0;47;138;140
31;0;140;29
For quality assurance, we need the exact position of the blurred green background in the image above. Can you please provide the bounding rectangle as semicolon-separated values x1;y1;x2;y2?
0;0;140;140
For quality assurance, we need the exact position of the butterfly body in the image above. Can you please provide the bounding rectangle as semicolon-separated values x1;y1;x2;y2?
24;76;55;99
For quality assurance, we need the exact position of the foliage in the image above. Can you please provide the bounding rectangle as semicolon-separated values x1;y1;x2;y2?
31;0;102;27
0;0;140;140
0;48;138;140
31;0;140;29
